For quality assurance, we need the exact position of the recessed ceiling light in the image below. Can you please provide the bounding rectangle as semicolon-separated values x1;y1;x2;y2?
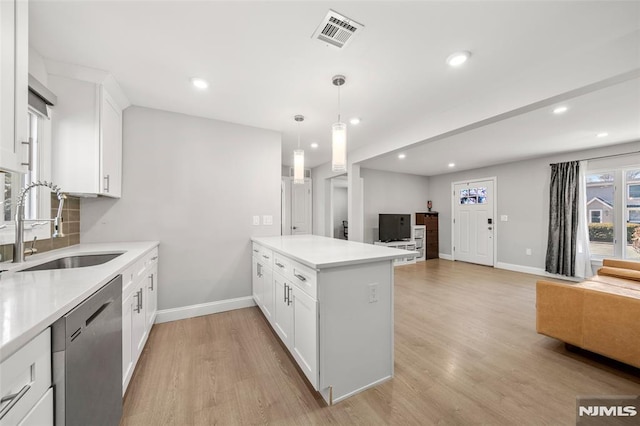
350;117;361;125
190;77;209;89
398;153;406;159
448;163;455;168
553;106;568;114
446;51;471;67
597;132;609;138
310;142;319;149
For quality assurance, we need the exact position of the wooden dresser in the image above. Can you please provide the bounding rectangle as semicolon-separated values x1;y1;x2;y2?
415;212;439;259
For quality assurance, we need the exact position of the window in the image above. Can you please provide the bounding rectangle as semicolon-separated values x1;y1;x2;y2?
587;167;640;260
459;187;487;204
0;108;49;247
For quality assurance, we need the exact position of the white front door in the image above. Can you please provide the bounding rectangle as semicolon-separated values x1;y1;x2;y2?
291;178;312;234
453;179;495;266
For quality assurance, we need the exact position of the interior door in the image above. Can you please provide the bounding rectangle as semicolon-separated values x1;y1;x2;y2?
453;179;495;266
291;178;312;234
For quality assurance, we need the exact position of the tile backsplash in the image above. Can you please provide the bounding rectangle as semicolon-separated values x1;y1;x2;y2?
0;194;81;262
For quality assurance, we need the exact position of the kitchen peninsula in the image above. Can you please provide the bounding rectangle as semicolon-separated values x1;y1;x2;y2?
251;235;415;404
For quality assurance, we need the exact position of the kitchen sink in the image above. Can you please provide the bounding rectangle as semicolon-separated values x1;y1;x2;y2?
18;253;123;272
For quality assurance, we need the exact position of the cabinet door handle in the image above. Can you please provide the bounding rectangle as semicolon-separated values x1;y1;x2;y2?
149;274;154;291
293;273;306;282
20;138;33;170
0;384;31;420
286;285;292;306
104;174;110;192
283;284;288;303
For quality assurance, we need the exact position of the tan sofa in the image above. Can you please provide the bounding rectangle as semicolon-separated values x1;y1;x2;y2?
536;259;640;368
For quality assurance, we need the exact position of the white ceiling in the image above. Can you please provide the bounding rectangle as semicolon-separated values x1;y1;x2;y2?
29;1;640;171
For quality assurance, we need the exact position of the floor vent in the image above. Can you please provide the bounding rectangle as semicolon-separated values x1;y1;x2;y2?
312;9;364;49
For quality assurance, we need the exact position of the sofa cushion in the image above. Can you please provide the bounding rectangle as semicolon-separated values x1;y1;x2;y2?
602;258;640;271
597;266;640;282
587;274;640;292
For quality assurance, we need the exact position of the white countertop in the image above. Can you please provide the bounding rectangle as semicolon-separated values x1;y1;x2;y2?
251;235;417;269
0;241;158;362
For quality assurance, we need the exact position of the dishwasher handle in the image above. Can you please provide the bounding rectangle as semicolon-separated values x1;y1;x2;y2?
85;299;114;327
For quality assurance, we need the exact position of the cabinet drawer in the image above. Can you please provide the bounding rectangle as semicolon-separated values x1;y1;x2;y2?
290;260;317;299
0;329;51;426
255;244;273;268
273;253;292;276
145;247;159;268
17;387;53;426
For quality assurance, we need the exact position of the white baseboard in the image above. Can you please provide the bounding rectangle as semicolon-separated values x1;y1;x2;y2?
439;253;453;260
495;262;581;282
155;296;257;324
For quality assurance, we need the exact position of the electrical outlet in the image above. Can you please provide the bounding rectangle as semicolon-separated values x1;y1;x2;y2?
526;248;532;255
263;215;273;225
500;215;508;222
368;283;378;303
252;216;260;226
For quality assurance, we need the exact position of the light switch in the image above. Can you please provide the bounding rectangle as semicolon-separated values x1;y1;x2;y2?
500;215;508;222
263;215;273;225
252;216;260;226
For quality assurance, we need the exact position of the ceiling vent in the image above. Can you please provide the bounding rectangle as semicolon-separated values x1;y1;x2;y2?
312;9;364;49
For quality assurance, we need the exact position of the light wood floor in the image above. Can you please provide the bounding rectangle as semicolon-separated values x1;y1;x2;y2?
121;259;640;425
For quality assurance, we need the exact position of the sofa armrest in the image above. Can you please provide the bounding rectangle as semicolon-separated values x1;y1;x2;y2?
536;280;584;346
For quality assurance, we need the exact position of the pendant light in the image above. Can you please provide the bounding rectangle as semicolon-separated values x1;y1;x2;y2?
331;75;347;172
293;114;305;184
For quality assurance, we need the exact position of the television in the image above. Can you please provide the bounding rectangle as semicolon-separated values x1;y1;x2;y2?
378;214;411;242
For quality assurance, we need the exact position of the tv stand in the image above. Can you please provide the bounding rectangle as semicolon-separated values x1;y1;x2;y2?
373;241;417;265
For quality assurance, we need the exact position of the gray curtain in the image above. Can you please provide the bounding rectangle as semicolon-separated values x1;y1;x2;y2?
545;161;579;276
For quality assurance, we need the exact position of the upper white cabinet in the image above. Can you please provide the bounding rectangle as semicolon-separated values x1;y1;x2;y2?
0;0;29;173
47;63;129;197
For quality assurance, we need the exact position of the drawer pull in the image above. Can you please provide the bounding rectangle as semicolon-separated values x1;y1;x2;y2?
262;255;270;260
294;273;307;282
0;384;31;420
275;262;285;268
151;256;158;261
253;249;259;253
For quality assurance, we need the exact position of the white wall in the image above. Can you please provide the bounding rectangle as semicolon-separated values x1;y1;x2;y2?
81;106;281;310
361;168;430;244
311;162;345;236
428;140;640;270
29;47;48;85
332;185;348;239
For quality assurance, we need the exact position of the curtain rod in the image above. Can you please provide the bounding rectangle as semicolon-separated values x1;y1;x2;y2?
550;150;640;166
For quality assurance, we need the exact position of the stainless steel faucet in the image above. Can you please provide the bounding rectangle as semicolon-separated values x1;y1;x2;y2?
13;181;66;263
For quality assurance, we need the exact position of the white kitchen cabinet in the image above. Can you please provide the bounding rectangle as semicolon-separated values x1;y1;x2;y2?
48;73;126;197
291;287;318;389
17;388;53;426
0;328;52;426
146;261;158;329
273;272;293;348
0;0;28;173
122;247;159;394
121;291;134;393
252;236;404;405
252;242;318;391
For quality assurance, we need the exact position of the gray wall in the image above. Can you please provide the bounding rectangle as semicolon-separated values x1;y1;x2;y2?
81;106;281;310
428;140;640;269
361;168;430;243
332;186;348;239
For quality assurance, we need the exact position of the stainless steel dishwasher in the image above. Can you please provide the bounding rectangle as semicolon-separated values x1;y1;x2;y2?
52;275;123;426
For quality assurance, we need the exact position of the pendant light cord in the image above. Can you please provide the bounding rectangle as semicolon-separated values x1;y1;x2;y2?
337;84;341;122
297;120;301;149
